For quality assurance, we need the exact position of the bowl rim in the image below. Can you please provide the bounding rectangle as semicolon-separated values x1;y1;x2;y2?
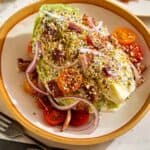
113;0;150;17
0;0;150;145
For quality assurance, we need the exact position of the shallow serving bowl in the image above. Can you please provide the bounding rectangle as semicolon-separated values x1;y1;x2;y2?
0;0;149;145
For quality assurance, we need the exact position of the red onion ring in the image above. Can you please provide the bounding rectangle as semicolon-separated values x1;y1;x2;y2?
45;84;80;110
46;84;99;123
58;97;99;126
61;110;71;131
79;54;88;73
25;42;48;95
26;73;48;95
26;42;39;73
37;97;49;111
48;96;99;131
47;95;80;110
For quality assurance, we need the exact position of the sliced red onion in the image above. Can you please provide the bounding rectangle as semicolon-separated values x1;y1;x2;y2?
45;81;99;132
79;54;88;73
55;97;99;129
26;42;39;73
102;66;117;77
37;97;49;111
46;84;98;118
25;42;48;95
26;73;48;95
79;47;101;56
47;95;80;110
61;110;71;131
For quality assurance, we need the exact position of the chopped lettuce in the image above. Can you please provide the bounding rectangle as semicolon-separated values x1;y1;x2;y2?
33;4;82;84
107;100;119;109
56;98;76;106
33;4;80;39
31;4;135;113
94;95;120;111
39;4;79;13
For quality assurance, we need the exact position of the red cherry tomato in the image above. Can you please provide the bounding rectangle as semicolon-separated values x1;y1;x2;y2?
70;110;89;127
43;108;66;126
112;27;137;45
124;42;143;63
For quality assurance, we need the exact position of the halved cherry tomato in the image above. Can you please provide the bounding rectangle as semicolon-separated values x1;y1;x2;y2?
57;68;82;94
27;41;34;58
23;78;36;95
124;42;143;63
112;27;137;45
43;108;66;126
70;110;89;127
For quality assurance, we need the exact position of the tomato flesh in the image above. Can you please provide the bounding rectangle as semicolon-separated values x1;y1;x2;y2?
124;42;143;63
43;108;66;126
112;27;137;45
70;110;89;127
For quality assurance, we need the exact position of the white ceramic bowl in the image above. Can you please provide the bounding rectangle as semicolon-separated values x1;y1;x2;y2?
0;0;149;145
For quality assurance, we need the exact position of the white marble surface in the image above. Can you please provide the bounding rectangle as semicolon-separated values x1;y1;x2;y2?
0;1;150;150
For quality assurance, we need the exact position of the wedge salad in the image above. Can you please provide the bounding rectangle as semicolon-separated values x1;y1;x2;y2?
18;4;146;132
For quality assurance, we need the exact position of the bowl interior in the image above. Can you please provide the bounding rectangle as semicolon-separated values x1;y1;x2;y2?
1;3;150;139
